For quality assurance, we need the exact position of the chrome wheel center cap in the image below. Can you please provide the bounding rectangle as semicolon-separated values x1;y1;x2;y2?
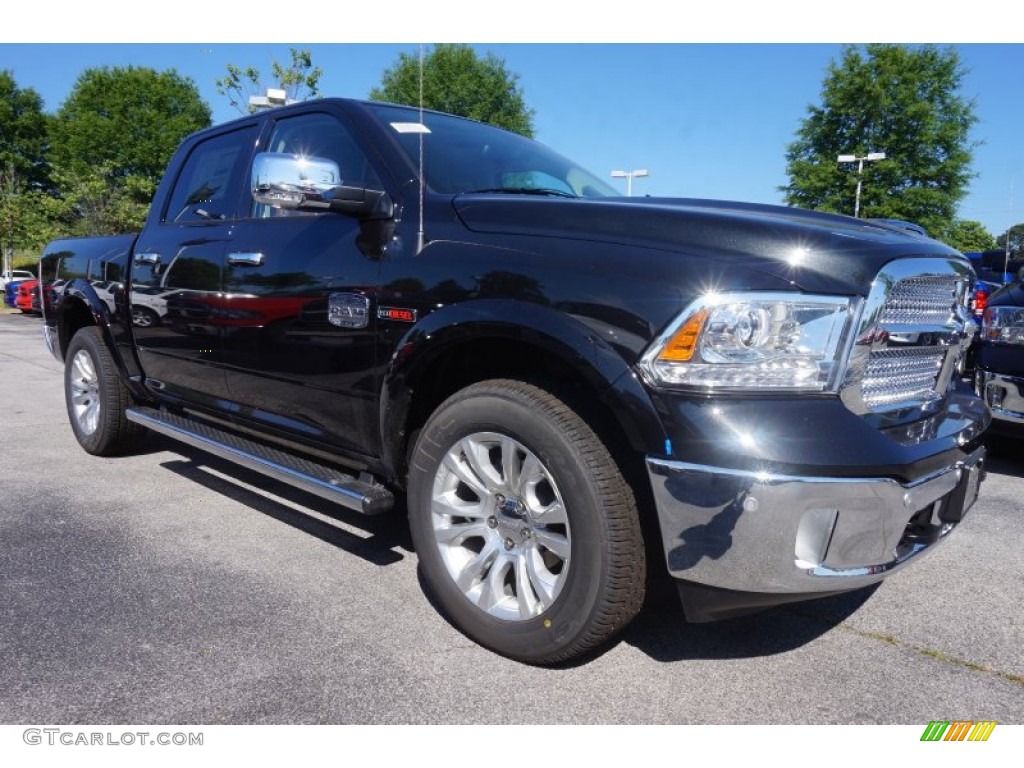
494;496;531;544
497;496;526;521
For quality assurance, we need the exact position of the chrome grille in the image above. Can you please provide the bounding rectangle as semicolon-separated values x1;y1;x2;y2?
878;275;958;326
841;258;973;415
862;347;946;409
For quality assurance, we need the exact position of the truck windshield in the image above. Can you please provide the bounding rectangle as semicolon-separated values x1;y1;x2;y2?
367;103;618;199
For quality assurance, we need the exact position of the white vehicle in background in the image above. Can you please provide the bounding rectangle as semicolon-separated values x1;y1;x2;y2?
1;270;35;291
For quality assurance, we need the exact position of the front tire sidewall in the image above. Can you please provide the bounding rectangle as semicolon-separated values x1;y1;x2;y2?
409;386;620;664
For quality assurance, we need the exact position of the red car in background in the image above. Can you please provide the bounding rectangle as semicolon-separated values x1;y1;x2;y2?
15;279;40;314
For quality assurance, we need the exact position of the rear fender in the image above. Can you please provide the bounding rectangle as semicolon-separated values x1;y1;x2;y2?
57;280;145;399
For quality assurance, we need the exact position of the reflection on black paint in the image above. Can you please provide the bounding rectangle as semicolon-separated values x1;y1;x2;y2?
165;257;221;292
665;473;745;572
223;270;318;291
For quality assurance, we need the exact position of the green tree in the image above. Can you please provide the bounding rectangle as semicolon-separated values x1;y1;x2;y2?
782;45;978;238
50;66;211;233
0;71;50;190
49;165;154;236
0;72;51;275
216;47;322;114
995;223;1024;258
1;166;63;260
370;44;535;137
943;219;997;253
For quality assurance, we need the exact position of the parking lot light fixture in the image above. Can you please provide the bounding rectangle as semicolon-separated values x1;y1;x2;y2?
610;169;649;197
837;152;886;218
249;88;296;112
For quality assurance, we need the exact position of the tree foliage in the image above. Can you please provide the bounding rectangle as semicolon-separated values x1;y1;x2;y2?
50;66;211;233
0;71;50;190
216;47;322;114
369;44;535;137
782;45;978;238
1;166;62;257
0;72;51;274
942;219;997;254
52;66;210;185
995;223;1024;258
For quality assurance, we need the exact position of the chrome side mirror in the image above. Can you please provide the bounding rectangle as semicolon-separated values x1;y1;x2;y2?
251;152;393;220
252;152;343;210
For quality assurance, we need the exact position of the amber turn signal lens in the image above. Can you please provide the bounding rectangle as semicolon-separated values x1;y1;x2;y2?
658;309;708;362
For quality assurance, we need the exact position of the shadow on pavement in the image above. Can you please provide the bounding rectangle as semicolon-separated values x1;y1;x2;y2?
139;433;883;665
981;436;1024;478
156;440;413;568
621;585;880;662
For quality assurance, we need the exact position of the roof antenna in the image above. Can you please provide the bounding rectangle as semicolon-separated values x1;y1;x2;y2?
416;43;426;255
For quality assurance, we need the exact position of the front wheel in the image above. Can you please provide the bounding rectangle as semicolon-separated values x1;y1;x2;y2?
408;379;646;664
64;326;146;456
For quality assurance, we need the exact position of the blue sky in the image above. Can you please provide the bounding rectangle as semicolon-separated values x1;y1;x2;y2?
1;38;1021;239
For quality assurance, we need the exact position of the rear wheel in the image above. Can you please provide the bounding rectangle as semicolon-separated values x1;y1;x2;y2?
408;379;645;664
64;326;146;456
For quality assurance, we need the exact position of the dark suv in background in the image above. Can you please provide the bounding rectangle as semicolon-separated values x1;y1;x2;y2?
975;265;1024;437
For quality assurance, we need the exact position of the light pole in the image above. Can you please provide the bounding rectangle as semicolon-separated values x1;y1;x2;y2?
837;152;885;218
610;168;649;197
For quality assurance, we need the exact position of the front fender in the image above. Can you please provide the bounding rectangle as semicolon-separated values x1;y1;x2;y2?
379;298;668;482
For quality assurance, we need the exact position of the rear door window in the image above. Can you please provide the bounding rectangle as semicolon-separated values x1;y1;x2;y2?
163;125;259;224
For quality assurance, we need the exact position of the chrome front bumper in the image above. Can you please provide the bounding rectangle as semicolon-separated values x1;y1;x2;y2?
977;370;1024;425
647;447;985;596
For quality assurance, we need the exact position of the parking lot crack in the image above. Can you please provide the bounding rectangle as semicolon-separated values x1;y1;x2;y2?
784;607;1024;689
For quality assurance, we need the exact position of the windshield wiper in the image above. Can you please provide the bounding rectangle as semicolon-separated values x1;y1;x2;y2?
465;187;578;199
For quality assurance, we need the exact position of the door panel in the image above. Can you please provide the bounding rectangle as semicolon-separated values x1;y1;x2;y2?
220;215;382;455
218;111;390;456
130;124;259;406
131;225;232;405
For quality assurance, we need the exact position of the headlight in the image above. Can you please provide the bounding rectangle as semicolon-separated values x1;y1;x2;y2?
639;292;853;391
982;306;1024;345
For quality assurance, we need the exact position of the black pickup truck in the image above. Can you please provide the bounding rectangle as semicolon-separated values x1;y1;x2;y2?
40;98;988;664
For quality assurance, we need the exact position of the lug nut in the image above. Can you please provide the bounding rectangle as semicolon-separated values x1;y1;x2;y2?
520;528;531;541
495;494;506;504
504;537;515;550
487;517;498;529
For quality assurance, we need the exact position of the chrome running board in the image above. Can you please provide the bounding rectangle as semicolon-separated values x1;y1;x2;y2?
126;407;393;515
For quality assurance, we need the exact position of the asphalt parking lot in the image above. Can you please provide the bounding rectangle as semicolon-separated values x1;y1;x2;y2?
1;309;1022;724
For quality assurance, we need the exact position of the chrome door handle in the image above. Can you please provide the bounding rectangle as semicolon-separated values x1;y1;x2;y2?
134;252;161;265
227;252;265;266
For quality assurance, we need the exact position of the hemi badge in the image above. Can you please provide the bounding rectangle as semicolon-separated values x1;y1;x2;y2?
378;306;417;323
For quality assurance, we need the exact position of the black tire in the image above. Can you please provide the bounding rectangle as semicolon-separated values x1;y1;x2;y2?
64;326;146;456
407;379;646;664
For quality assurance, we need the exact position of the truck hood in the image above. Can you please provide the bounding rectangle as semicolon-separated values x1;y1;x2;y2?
453;196;965;296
